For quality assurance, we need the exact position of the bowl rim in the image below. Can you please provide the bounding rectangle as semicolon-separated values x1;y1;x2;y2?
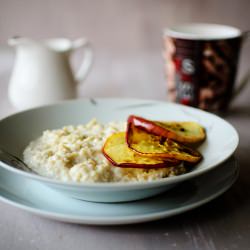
0;97;239;189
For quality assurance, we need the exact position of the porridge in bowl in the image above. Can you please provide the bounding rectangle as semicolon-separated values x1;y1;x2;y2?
23;119;187;183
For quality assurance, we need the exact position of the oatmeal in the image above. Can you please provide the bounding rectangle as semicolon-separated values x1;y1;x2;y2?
23;119;186;183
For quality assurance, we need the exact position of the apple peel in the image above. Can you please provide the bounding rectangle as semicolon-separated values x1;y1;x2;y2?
128;115;206;144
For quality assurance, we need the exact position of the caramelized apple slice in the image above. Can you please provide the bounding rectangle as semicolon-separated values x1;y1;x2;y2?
126;124;202;163
154;121;206;144
128;115;206;144
102;132;180;168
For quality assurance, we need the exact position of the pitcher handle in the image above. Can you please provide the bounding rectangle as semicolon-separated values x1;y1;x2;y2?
232;31;250;100
72;38;93;83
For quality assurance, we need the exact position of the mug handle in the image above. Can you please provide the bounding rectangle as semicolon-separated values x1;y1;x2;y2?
72;38;93;83
232;31;250;99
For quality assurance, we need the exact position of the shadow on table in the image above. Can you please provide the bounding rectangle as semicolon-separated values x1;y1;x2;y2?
222;104;250;119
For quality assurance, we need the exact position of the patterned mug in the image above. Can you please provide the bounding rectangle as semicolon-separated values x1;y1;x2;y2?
163;23;249;112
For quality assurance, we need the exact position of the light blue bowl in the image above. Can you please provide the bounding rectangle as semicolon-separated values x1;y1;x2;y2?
0;98;239;202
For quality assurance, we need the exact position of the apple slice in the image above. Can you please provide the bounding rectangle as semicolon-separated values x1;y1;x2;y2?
126;123;202;163
128;115;206;144
154;121;206;144
102;132;180;168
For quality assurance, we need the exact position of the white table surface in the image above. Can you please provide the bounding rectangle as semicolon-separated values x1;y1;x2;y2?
1;46;250;250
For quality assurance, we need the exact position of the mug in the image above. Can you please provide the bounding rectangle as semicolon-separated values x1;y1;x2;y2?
163;23;249;112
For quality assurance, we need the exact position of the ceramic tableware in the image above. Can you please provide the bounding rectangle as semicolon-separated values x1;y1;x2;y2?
0;157;238;225
0;98;239;202
163;23;250;111
8;37;93;110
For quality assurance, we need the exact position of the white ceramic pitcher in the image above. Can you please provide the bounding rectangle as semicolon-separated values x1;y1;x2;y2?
8;37;93;110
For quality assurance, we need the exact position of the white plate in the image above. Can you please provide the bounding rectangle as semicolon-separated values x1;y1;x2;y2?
0;157;238;225
0;98;239;202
